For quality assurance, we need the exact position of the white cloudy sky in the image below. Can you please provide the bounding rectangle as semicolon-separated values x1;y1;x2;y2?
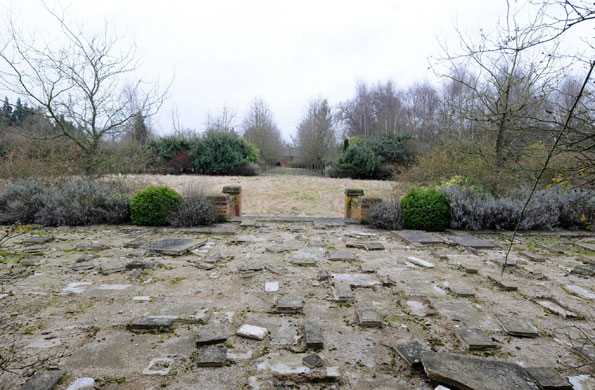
1;1;525;139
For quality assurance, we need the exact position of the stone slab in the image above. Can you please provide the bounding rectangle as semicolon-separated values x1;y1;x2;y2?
240;219;257;227
265;281;279;292
520;251;546;263
21;258;43;267
455;328;496;350
126;259;157;270
65;377;95;390
21;369;66;390
363;242;385;251
71;261;95;271
144;238;205;256
266;244;287;253
303;353;324;368
525;367;572;390
393;230;443;244
448;286;475;298
99;260;126;275
277;296;303;313
496;316;539;337
421;352;539;390
450;235;499;249
142;358;173;375
486;274;518;291
356;309;382;327
21;245;49;254
572;344;595;362
565;285;595;299
533;297;578;318
75;242;107;251
304;321;323;349
573;241;595;252
327;250;355;261
331;273;381;288
183;226;237;235
459;263;479;274
196;327;228;346
333;282;354;302
318;270;330;281
22;236;54;246
290;257;318;266
395;341;423;366
196;348;227;367
128;317;174;332
570;264;595;276
264;262;289;274
237;324;268;340
406;256;435;268
124;238;147;249
379;274;396;286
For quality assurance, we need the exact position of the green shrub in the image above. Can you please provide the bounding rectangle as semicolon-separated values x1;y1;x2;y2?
337;142;382;178
130;186;182;226
401;187;451;231
146;136;190;163
367;134;413;163
191;132;253;174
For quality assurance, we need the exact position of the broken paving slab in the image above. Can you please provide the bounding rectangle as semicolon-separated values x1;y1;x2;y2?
264;262;289;274
573;241;595;252
257;352;311;375
448;286;475;298
333;281;355;302
356;309;383;327
182;226;237;235
455;328;496;351
421;352;539;390
395;341;423;366
21;369;67;390
304;321;323;349
572;344;595;362
318;270;330;281
144;238;205;256
21;258;43;267
363;242;385;251
99;260;127;275
71;261;95;271
22;235;54;246
486;274;518;291
533;297;578;318
20;245;49;254
458;262;479;274
237;324;268;340
332;273;381;288
406;256;435;268
128;317;174;332
276;296;303;313
303;353;324;368
75;242;107;251
143;358;173;375
126;259;157;270
290;257;318;266
393;230;444;244
525;367;572;390
570;264;595;276
565;284;595;299
266;244;287;253
520;251;546;263
379;274;396;286
196;347;227;367
196;327;228;346
450;235;499;249
240;219;257;227
123;238;148;249
327;250;356;261
405;296;438;317
496;316;539;337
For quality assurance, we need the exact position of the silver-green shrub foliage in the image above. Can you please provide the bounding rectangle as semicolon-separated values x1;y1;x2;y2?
0;178;130;226
443;184;593;230
369;201;403;230
168;192;215;227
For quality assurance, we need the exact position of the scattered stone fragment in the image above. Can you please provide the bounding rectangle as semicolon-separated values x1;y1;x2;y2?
520;251;546;263
21;369;66;390
577;254;594;265
450;235;498;249
238;263;263;277
142;358;173;375
237;324;268;340
395;341;423;366
318;270;330;281
332;273;381;287
536;243;564;254
291;254;318;266
264;262;289;274
379;274;396;286
75;242;107;251
356;309;383;327
533;297;578;318
530;268;545;280
345;242;366;249
266;244;286;253
333;282;354;302
435;386;451;390
570;264;595;277
61;282;91;294
126;259;156;270
393;230;443;244
309;239;325;247
256;352;311;375
572;344;595;362
265;281;279;292
65;377;94;390
99;260;126;275
22;236;54;246
289;225;305;232
363;242;385;251
21;245;49;254
196;348;227;367
98;284;130;290
144;238;205;256
304;321;323;349
71;261;95;271
303;353;324;368
229;236;255;245
458;263;479;274
183;226;237;235
448;286;475;297
421;352;539;390
486;274;518;291
455;328;496;350
359;263;375;273
573;241;595;252
133;296;151;302
196;327;228;346
327;250;355;261
128;317;174;332
240;219;257;227
277;296;303;313
525;367;572;390
21;258;42;267
565;285;595;299
406;256;435;268
489;257;518;267
405;296;437;317
496;316;539;337
124;238;147;249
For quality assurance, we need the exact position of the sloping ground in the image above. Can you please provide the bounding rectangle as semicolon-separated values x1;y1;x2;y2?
121;173;400;217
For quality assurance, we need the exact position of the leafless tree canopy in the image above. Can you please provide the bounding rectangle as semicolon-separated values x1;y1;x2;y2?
0;3;167;173
295;98;336;166
242;98;284;163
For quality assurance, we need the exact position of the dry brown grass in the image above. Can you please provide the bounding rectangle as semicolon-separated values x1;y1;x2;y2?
120;173;407;217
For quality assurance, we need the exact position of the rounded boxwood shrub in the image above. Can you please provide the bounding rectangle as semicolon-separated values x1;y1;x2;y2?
401;187;451;231
130;186;182;226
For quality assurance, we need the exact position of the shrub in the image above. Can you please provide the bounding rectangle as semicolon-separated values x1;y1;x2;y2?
232;162;261;176
369;200;403;230
191;132;253;174
337;142;382;178
0;178;130;226
168;151;194;173
146;136;191;163
130;186;182;226
401;187;451;231
168;185;215;227
367;134;413;163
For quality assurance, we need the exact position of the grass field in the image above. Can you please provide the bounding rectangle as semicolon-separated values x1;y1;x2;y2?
123;169;405;217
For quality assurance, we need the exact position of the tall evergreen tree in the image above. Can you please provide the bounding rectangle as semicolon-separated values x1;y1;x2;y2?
1;97;12;125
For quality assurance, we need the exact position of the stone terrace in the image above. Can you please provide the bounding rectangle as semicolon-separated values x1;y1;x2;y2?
1;222;594;389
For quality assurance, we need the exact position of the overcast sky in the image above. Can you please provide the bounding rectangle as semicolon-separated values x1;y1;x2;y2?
5;1;513;139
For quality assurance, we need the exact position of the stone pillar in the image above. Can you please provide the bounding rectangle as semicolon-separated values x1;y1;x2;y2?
359;197;382;223
222;186;242;217
345;188;364;218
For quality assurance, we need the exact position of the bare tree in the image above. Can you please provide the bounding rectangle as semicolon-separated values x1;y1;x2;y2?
242;98;283;164
295;98;336;166
205;106;237;134
0;3;167;174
